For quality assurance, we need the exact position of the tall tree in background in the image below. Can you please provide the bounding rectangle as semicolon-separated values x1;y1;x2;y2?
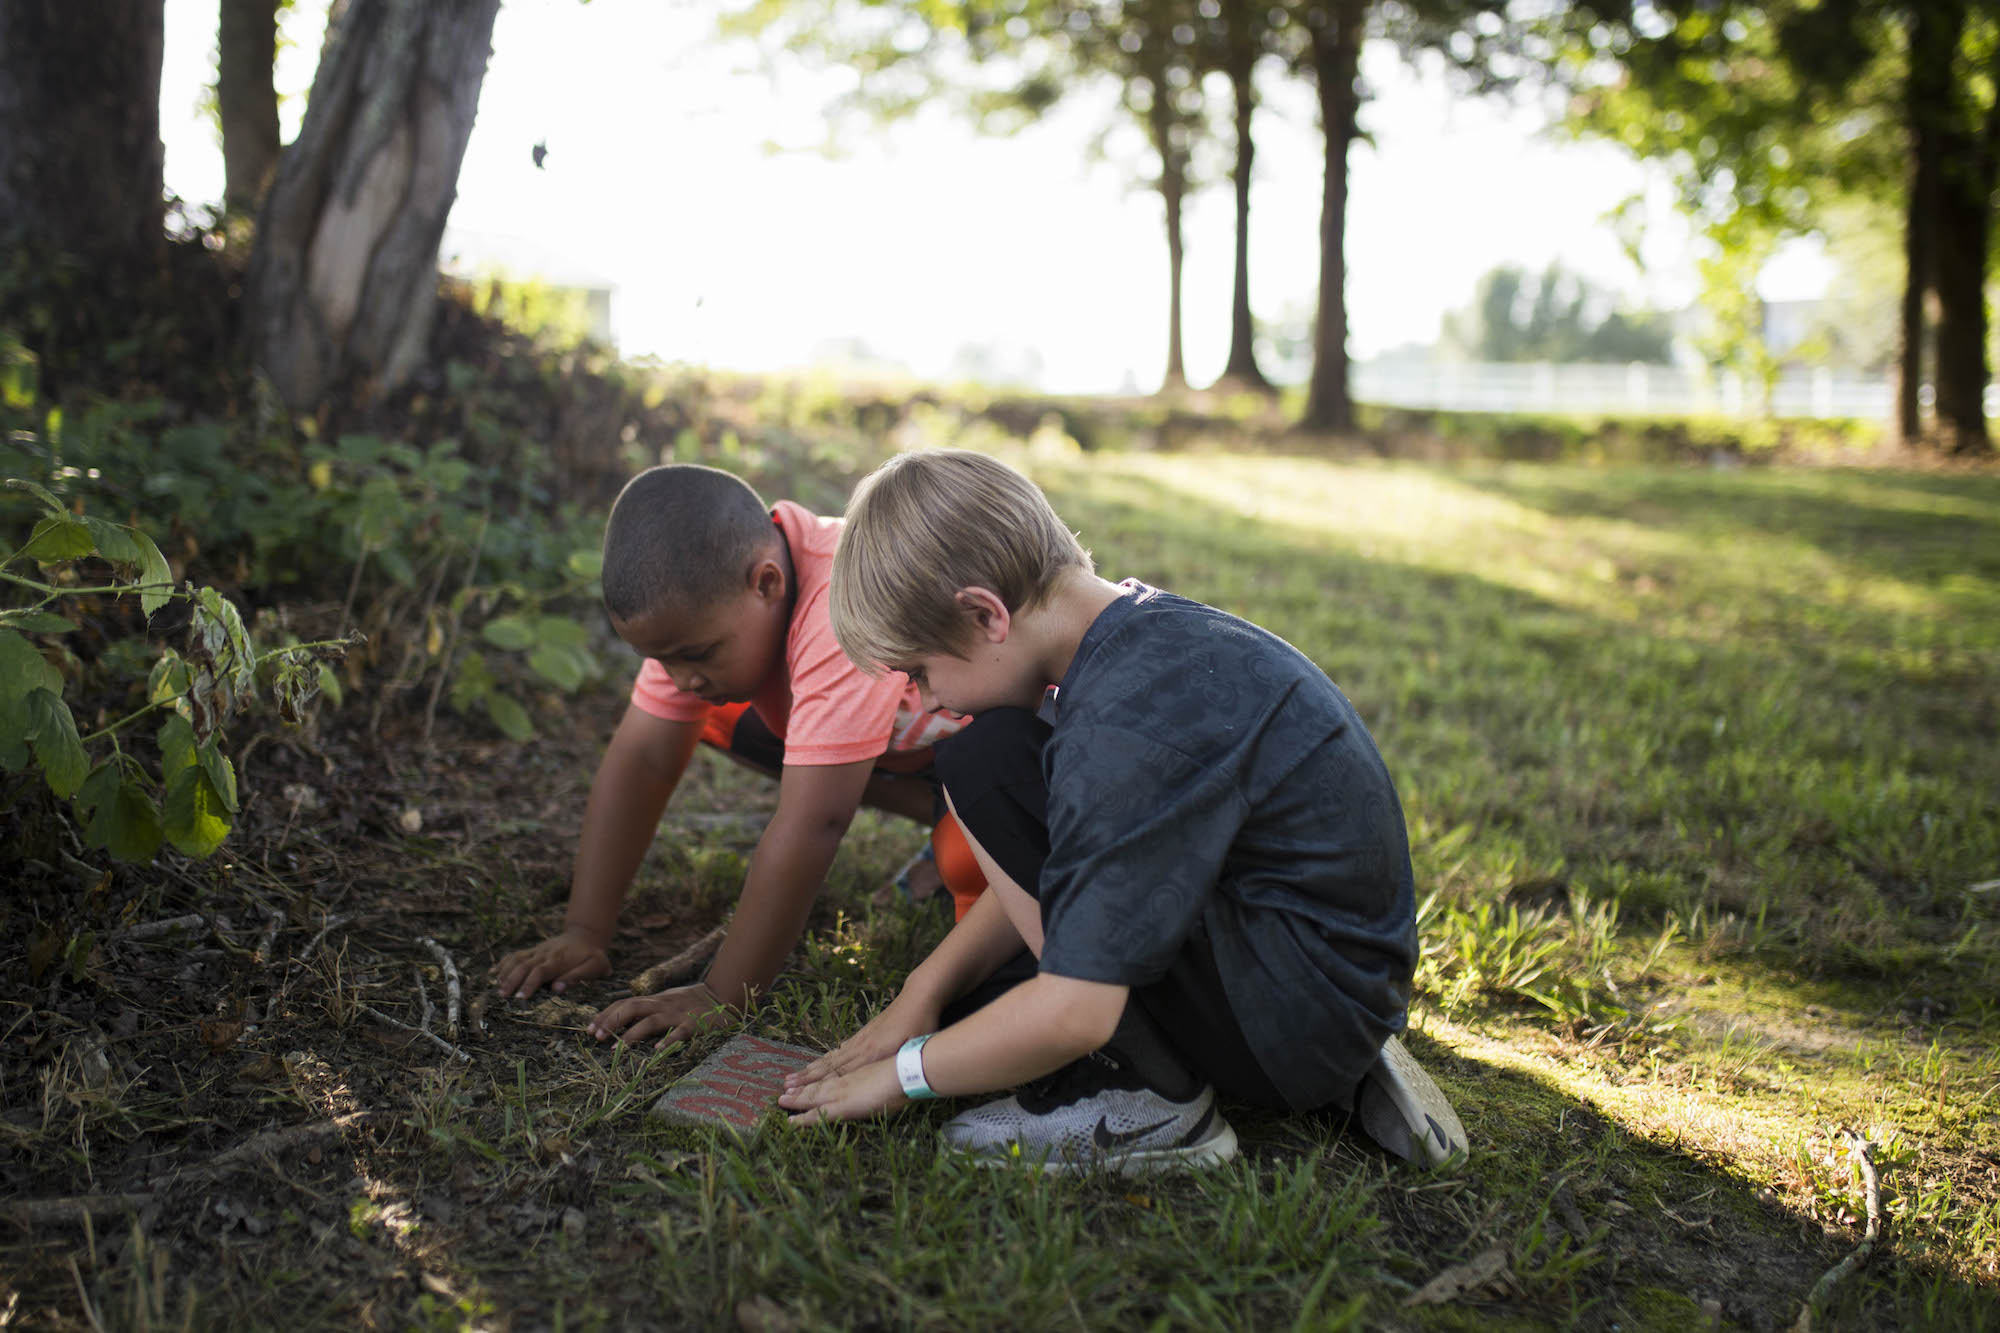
1203;0;1278;392
218;0;284;214
0;0;165;267
243;0;501;410
1296;0;1363;430
1559;0;1995;454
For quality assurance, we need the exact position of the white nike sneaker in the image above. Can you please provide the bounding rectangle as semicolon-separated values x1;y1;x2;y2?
941;1049;1238;1175
1355;1034;1469;1167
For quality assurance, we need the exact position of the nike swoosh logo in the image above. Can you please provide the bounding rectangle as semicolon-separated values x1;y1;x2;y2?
1093;1114;1177;1150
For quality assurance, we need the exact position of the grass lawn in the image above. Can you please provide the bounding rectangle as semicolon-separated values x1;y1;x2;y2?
13;449;1999;1332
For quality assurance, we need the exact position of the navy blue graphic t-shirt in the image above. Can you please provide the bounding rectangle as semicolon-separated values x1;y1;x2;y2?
1037;583;1417;1110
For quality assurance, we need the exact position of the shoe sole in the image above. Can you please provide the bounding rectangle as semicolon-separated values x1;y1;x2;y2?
1361;1034;1468;1167
949;1120;1240;1176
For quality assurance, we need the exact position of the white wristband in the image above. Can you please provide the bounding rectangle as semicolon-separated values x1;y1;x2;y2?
896;1034;937;1100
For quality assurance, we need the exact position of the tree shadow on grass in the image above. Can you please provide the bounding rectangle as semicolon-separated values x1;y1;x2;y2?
1449;464;2000;595
1223;1025;1998;1332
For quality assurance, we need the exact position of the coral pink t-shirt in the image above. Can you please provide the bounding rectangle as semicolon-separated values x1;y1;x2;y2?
629;501;965;767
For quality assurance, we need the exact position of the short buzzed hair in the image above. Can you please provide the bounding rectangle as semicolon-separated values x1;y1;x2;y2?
831;449;1092;672
601;465;776;622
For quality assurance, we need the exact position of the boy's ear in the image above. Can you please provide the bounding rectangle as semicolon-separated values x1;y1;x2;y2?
954;586;1012;644
748;552;788;602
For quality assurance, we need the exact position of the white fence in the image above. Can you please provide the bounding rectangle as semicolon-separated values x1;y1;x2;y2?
1349;361;1931;421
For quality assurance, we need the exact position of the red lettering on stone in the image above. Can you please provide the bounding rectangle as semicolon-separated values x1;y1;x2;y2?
669;1091;764;1127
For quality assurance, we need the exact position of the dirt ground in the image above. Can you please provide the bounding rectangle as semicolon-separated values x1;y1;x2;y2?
0;686;1981;1331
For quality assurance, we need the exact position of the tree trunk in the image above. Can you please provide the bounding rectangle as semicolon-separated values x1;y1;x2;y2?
1897;0;1960;450
218;0;282;214
1147;80;1190;393
0;0;164;265
1216;49;1271;392
243;0;500;411
1933;118;1990;454
1301;0;1362;433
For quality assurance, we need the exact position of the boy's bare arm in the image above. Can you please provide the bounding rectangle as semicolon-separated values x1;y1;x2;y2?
585;756;876;1046
495;706;702;998
786;888;1026;1087
781;972;1129;1124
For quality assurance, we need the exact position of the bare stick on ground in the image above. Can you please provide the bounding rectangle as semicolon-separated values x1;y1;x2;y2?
297;913;350;965
255;909;286;964
109;914;208;943
631;922;730;996
361;1004;472;1064
420;936;462;1037
1790;1133;1884;1333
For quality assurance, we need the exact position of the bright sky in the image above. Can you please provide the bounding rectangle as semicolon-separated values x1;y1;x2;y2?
158;0;1828;394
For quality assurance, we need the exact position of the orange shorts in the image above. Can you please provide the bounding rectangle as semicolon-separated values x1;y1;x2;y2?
700;702;988;917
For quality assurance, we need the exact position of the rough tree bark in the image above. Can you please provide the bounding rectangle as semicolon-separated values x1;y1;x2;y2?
1217;40;1272;393
1301;0;1363;433
0;0;165;264
243;0;500;411
218;0;283;214
1144;62;1191;393
1933;115;1990;455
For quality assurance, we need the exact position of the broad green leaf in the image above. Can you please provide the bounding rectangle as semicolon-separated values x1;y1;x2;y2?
449;653;493;713
355;476;405;547
0;690;29;770
158;713;198;776
21;516;94;562
196;739;239;814
1;629;63;701
480;615;537;651
103;780;165;863
2;611;77;633
483;691;534;742
75;761;163;862
76;761;122;829
534;615;589;649
528;641;588;693
135;531;173;618
316;662;344;708
24;688;87;796
426;458;472;493
149;650;190;708
83;517;143;568
566;549;604;579
163;764;231;857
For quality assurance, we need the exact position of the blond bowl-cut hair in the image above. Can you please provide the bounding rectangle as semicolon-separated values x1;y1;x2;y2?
832;449;1092;673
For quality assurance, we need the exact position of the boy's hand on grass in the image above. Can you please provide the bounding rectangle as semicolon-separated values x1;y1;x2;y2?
586;983;732;1048
783;990;938;1095
495;928;611;999
778;1057;903;1125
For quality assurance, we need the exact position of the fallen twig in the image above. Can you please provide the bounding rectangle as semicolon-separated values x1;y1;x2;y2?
361;1003;472;1064
3;1193;153;1227
255;909;286;964
181;1111;384;1181
109;914;207;943
414;967;437;1034
420;936;462;1037
297;913;350;966
631;922;730;996
1790;1133;1884;1333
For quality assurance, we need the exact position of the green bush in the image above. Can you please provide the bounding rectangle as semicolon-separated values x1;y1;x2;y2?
1;478;348;862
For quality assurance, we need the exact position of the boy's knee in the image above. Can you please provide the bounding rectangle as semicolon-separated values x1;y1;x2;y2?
935;707;1049;794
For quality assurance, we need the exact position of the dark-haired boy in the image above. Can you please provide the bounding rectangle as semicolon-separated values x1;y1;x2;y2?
494;464;967;1047
780;449;1467;1172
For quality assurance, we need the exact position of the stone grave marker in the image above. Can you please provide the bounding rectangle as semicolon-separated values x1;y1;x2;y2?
651;1034;820;1135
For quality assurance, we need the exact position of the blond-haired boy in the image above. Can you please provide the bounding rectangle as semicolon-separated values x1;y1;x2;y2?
780;449;1466;1171
494;464;969;1046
